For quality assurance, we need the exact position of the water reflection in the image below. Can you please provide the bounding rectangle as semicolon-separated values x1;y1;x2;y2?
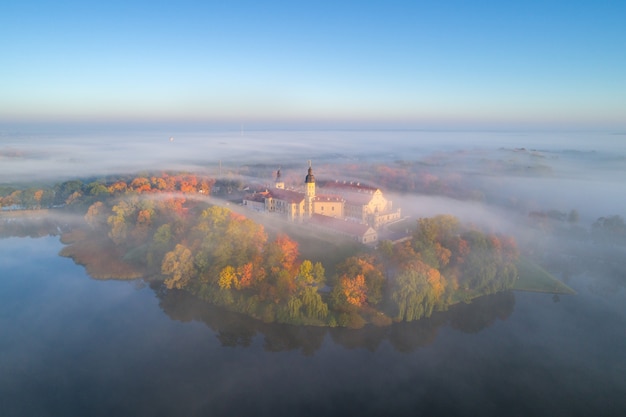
156;284;515;355
0;215;61;238
3;235;625;417
1;219;518;355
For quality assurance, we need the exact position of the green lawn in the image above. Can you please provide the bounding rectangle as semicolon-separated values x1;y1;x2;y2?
513;258;576;294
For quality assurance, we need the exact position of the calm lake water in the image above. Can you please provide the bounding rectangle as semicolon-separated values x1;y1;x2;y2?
1;236;625;417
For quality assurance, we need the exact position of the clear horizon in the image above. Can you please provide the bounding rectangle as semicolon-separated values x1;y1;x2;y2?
2;1;625;130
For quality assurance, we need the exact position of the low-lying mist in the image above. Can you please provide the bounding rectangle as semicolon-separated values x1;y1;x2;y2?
2;127;626;417
3;127;624;241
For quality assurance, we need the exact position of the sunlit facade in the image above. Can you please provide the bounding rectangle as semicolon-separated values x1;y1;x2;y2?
243;164;403;243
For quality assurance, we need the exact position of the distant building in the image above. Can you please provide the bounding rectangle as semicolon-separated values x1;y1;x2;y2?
243;163;401;243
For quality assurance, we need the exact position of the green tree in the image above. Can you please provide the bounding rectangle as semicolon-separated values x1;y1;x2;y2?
86;182;110;197
390;263;437;321
300;286;328;320
312;261;326;286
593;215;626;244
54;180;83;205
297;260;325;286
153;224;172;247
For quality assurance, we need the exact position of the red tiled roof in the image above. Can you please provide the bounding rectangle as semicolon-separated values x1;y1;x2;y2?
268;188;305;204
321;180;378;193
343;194;373;205
244;193;267;203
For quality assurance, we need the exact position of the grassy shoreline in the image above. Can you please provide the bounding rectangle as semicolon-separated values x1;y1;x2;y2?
513;258;576;295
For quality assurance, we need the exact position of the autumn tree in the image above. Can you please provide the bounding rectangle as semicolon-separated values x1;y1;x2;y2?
179;175;198;193
162;197;187;218
217;262;256;291
263;234;299;281
65;191;83;206
218;265;238;290
412;215;458;269
385;240;420;273
108;181;127;194
272;234;299;273
198;178;215;194
236;262;254;288
130;177;151;193
107;200;137;245
0;189;21;208
85;202;105;229
33;189;44;208
162;244;195;289
132;208;154;242
336;255;384;305
107;213;127;245
340;274;367;307
150;176;167;191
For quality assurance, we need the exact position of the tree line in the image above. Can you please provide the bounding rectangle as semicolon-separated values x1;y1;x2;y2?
0;173;214;210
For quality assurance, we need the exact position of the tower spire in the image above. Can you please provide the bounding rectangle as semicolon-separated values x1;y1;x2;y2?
305;161;315;183
305;161;315;217
275;166;284;189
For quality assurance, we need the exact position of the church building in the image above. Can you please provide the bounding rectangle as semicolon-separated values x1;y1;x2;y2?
243;163;402;243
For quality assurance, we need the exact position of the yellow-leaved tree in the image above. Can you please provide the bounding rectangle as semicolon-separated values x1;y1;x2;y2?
162;244;195;289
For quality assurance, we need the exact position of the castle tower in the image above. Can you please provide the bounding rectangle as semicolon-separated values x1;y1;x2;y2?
305;161;315;217
275;167;285;189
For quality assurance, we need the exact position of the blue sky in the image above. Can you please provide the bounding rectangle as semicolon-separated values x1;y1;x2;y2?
1;1;625;129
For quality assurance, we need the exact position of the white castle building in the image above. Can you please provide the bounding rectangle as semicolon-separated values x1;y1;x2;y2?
243;163;401;244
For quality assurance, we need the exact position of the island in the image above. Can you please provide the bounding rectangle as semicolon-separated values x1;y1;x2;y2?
1;163;575;328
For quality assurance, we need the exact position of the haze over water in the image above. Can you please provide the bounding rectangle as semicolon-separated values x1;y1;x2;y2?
1;127;626;416
1;232;625;417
